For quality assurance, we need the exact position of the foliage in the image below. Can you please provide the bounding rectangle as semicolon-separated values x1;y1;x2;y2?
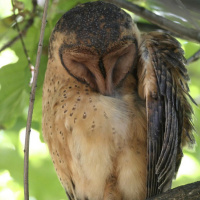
0;0;199;199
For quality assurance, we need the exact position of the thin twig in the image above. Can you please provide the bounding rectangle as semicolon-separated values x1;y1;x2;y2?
0;18;33;52
24;0;49;200
0;34;20;52
104;0;200;43
0;0;37;53
11;0;32;66
187;49;200;64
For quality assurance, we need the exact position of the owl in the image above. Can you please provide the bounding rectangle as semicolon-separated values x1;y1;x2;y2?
42;1;194;200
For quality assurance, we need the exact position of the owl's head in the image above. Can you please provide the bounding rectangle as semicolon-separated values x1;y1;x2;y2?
49;1;140;96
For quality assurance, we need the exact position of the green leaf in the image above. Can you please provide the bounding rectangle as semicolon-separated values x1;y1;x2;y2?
0;61;30;128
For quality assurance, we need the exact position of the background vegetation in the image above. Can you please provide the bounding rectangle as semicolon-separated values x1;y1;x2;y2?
0;0;199;200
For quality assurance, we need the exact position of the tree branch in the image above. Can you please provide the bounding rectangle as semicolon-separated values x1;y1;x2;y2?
24;0;49;199
187;49;200;64
104;0;200;43
136;22;165;33
146;181;200;200
137;22;198;42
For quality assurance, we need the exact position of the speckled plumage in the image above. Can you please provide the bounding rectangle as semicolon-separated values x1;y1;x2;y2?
42;1;194;200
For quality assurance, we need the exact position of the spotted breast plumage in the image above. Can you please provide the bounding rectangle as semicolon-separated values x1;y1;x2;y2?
42;1;194;200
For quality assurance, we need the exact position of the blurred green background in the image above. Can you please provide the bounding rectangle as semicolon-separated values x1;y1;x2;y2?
0;0;199;200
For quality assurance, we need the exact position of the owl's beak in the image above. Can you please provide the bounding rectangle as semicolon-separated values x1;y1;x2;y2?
104;84;114;96
97;77;114;96
94;72;113;96
104;71;115;96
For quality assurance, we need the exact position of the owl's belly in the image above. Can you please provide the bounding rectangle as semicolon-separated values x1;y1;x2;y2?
44;89;147;200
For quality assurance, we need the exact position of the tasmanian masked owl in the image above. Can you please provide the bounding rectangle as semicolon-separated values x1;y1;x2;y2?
42;1;195;200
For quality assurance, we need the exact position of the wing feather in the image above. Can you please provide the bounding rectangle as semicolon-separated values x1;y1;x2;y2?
137;32;195;198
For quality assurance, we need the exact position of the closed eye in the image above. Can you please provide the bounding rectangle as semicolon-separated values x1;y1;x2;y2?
60;49;98;90
112;44;136;85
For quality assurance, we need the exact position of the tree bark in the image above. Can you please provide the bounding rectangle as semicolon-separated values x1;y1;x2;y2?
146;181;200;200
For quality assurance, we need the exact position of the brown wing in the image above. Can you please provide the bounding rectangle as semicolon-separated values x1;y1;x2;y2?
137;32;195;198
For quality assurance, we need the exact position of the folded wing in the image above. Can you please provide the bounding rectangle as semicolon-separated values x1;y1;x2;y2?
137;32;195;198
